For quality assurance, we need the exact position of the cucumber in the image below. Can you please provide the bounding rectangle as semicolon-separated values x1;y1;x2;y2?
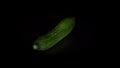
33;17;75;51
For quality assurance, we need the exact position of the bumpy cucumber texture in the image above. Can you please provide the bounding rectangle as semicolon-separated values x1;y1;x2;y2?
33;17;75;51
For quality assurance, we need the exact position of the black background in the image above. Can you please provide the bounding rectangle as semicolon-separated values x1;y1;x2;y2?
16;8;96;64
22;15;96;64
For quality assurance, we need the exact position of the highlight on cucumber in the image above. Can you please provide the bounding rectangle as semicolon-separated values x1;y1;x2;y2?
33;17;75;51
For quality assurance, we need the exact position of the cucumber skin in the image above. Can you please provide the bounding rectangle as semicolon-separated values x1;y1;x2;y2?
33;17;75;51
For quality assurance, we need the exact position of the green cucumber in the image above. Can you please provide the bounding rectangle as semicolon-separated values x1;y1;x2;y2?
33;17;75;51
